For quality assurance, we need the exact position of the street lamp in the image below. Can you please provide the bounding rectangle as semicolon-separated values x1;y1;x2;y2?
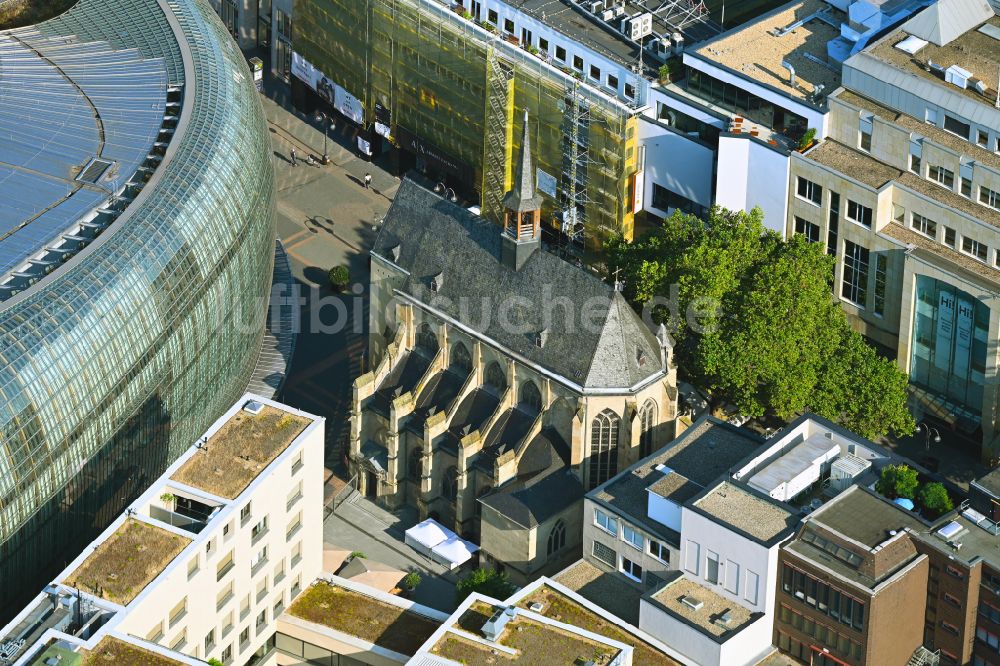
435;182;457;202
315;111;331;165
917;422;942;452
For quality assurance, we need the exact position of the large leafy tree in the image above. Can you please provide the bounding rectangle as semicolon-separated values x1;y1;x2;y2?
608;206;914;440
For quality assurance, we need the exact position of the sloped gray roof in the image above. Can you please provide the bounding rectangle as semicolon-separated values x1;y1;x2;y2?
373;179;664;390
903;0;993;45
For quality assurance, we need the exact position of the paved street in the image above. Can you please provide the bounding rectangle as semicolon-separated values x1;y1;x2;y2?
262;79;397;473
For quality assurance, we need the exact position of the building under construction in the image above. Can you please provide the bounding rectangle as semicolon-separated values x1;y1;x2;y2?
292;0;721;257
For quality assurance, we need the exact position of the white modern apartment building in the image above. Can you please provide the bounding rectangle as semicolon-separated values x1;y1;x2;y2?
0;394;324;666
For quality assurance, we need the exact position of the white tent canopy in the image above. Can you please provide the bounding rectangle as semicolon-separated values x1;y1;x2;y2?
404;518;478;569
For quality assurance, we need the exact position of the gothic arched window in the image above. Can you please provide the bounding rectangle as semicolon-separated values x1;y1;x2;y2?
639;400;657;458
451;342;472;374
547;519;566;556
484;361;506;393
589;409;620;489
443;466;459;502
519;381;542;413
416;322;438;354
409;446;423;481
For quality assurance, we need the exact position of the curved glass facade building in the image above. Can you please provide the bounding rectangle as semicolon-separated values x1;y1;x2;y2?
0;0;275;614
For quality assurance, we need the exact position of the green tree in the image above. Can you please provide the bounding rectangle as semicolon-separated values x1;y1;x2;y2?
876;464;919;500
918;482;954;516
329;265;350;291
455;567;515;604
208;660;224;666
606;205;915;439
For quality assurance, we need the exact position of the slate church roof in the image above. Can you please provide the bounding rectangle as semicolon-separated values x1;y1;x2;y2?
372;179;666;390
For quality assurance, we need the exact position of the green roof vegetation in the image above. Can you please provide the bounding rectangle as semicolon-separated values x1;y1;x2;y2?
62;518;189;605
517;586;681;666
289;582;439;655
171;405;310;498
82;637;183;666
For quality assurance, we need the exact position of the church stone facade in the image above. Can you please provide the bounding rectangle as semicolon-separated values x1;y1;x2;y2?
350;114;679;582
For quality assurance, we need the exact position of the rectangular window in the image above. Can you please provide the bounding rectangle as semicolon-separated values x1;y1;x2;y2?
795;217;820;243
590;64;601;80
607;73;619;89
555;45;566;61
944;115;971;139
648;540;669;563
621;556;643;582
685;541;700;575
797;177;822;205
624;83;635;99
860;116;873;152
874;253;887;316
962;177;973;197
827;192;840;256
929;165;955;188
592;540;616;567
594;509;618;536
503;18;514;34
706;551;720;584
240;503;252;524
910;153;922;173
944;226;956;247
573;55;584;71
979;129;989;148
981;186;1000;211
911;213;937;239
725;560;741;595
846;200;872;228
487;9;497;24
622;524;643;550
842;240;870;307
962;237;988;263
745;570;759;605
539;37;549;52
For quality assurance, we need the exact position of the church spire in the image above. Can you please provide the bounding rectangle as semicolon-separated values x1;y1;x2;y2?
502;110;543;217
501;111;543;271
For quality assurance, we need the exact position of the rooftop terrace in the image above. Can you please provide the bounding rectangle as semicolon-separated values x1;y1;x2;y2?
694;0;842;102
430;600;622;666
869;15;1000;109
693;481;797;542
649;575;755;638
170;403;311;498
61;518;189;605
288;581;440;656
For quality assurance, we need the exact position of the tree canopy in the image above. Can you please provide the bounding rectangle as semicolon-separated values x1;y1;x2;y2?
607;206;914;440
876;464;919;499
455;567;516;604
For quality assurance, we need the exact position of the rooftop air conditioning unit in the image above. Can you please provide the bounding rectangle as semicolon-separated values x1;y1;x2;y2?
680;595;704;611
602;8;616;21
589;1;603;14
945;64;972;90
622;12;653;40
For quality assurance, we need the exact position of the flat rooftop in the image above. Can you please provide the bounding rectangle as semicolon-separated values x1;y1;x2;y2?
61;518;190;605
914;512;1000;570
693;481;796;542
505;0;717;70
288;581;440;656
590;418;760;536
430;600;622;665
79;636;185;666
694;0;842;102
171;403;311;498
515;582;682;666
804;139;902;188
650;576;755;638
833;89;1000;172
869;15;1000;110
808;486;925;548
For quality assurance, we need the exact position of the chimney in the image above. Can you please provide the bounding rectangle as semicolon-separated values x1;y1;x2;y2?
501;110;543;271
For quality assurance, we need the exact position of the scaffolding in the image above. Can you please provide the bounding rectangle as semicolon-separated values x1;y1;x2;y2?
294;0;639;257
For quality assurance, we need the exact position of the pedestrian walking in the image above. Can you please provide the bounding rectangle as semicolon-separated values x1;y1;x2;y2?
364;172;372;189
290;147;297;167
